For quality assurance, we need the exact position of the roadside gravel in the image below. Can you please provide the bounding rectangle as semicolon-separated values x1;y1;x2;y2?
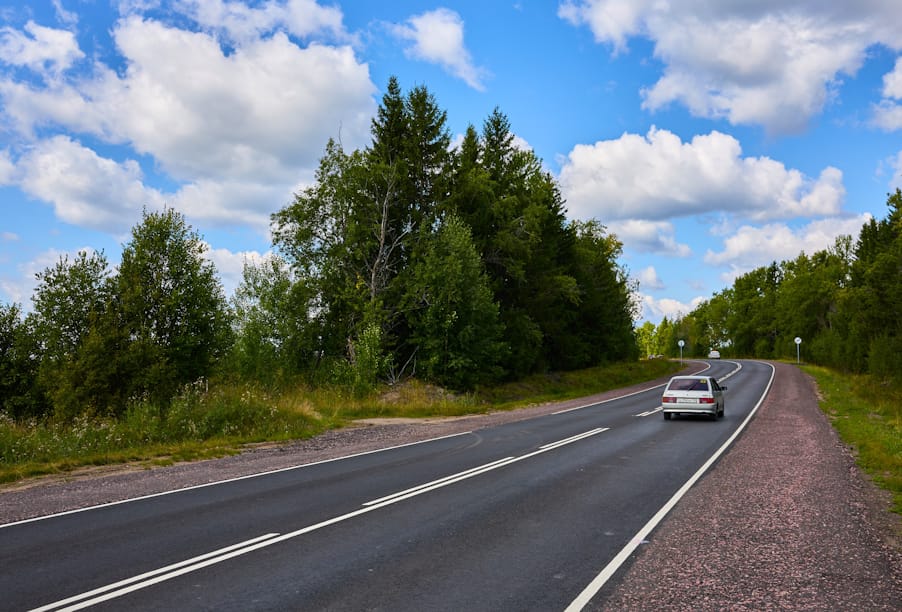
2;362;899;610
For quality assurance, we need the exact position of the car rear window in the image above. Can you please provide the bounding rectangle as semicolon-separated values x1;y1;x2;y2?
668;378;709;391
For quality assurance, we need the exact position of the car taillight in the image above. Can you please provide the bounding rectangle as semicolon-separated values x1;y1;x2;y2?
699;397;715;404
663;396;676;403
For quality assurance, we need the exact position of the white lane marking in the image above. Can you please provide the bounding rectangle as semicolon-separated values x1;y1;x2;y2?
363;456;518;506
31;533;281;612
565;360;775;611
634;407;661;417
34;428;611;611
2;432;474;529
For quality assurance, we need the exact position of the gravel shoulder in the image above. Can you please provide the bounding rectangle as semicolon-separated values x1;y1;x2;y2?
2;362;899;609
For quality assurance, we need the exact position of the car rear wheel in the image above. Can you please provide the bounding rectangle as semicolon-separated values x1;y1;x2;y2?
663;412;672;420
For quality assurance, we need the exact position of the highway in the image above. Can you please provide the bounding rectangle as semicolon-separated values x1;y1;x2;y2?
1;359;774;611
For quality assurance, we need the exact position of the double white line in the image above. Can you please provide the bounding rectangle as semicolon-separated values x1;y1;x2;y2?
33;427;609;611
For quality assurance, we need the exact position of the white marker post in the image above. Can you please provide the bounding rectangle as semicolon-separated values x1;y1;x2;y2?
795;336;802;364
678;339;685;365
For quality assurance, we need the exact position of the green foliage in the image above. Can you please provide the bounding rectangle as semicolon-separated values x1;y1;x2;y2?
0;359;676;483
804;365;902;515
271;77;637;386
118;208;232;408
229;255;316;384
674;189;900;382
0;304;44;418
8;76;639;428
405;216;506;390
0;382;325;482
329;322;392;395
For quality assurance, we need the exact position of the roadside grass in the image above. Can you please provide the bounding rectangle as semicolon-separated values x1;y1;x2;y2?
0;359;681;485
802;365;902;515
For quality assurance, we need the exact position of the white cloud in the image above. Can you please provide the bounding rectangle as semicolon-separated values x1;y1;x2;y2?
873;57;902;131
639;293;705;323
1;232;18;241
1;247;98;308
559;1;902;133
203;244;270;298
704;214;872;282
177;0;350;45
560;127;844;223
0;21;83;75
883;57;902;99
637;265;664;291
607;219;691;257
890;151;902;190
392;8;488;90
873;101;902;131
15;136;166;233
0;12;376;233
0;149;14;184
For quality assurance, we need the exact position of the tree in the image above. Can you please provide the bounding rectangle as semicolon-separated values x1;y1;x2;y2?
0;304;44;418
230;255;317;384
31;250;111;416
405;216;506;389
32;250;110;364
117;208;231;407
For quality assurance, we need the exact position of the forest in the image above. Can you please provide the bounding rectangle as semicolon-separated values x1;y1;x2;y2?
0;78;639;422
637;188;902;383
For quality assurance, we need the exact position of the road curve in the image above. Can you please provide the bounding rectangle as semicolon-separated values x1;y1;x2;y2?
597;361;902;611
1;361;898;610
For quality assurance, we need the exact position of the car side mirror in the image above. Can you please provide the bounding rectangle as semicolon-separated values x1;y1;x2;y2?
721;386;728;391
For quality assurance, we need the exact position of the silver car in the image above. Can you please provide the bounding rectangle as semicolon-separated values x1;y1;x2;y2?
662;375;726;420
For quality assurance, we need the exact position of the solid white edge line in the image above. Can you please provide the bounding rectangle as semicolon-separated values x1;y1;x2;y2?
564;360;775;612
2;431;474;529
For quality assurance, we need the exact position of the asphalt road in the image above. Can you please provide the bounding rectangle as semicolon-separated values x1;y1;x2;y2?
1;360;774;611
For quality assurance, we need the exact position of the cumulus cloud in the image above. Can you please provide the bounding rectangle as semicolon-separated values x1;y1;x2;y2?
704;214;872;282
559;1;902;133
606;220;690;257
203;244;270;298
560;127;844;223
0;21;83;74
637;265;664;291
0;149;14;184
0;9;376;234
392;8;488;90
175;0;350;45
639;293;706;323
873;57;902;131
15;136;166;233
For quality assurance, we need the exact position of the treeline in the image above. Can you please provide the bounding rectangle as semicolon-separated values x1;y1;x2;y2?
0;78;638;421
640;189;902;381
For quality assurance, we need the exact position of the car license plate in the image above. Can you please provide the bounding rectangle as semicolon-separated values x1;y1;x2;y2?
677;398;697;404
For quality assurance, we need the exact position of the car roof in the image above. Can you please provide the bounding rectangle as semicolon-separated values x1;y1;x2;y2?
668;375;713;382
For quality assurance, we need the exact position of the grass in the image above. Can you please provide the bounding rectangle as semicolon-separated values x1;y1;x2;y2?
0;359;681;485
802;365;902;515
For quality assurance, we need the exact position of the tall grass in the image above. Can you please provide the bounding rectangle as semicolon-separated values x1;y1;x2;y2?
0;359;682;485
803;365;902;515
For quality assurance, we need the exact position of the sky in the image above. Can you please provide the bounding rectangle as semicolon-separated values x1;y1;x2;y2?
1;0;901;325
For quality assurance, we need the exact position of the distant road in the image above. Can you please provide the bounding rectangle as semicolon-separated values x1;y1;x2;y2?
2;360;774;611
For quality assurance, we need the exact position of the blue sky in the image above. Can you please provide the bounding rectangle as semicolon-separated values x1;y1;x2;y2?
1;1;901;324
